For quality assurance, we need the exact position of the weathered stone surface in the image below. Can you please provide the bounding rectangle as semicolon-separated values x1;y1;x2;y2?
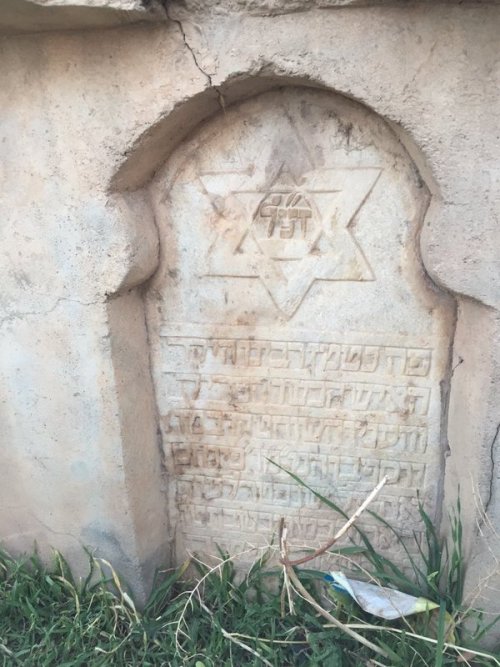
0;0;499;640
0;0;165;34
0;22;196;601
173;0;500;16
147;88;454;564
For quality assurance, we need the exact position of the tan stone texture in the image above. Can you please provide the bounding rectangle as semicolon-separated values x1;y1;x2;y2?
0;0;499;640
0;0;165;34
147;87;454;565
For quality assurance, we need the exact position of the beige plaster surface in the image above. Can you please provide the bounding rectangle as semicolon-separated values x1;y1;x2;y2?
0;0;165;34
178;0;500;13
0;0;499;639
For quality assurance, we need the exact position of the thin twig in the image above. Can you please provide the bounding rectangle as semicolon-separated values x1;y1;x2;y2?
174;545;277;654
278;517;389;659
282;475;388;566
220;628;274;666
285;561;390;658
198;599;274;667
336;624;500;665
279;519;295;614
222;632;308;645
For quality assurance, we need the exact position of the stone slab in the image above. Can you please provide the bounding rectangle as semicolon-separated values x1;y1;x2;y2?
147;88;454;565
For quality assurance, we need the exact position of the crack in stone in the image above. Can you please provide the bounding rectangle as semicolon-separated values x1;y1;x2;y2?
30;512;83;545
0;296;103;328
163;1;225;111
451;356;464;377
484;421;500;516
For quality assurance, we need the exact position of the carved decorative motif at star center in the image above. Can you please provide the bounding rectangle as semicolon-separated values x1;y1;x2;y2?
200;162;381;317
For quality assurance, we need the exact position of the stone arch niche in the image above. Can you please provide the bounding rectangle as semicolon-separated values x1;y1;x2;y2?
144;87;455;565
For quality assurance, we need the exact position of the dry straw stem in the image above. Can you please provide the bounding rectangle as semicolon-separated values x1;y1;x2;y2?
284;561;390;659
279;475;390;659
174;545;277;655
438;474;500;645
283;474;388;567
220;632;308;646
463;475;500;616
279;524;296;615
220;627;274;666
198;599;275;667
339;624;500;666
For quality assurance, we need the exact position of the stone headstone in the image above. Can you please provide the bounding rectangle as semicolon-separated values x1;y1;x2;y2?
149;88;454;562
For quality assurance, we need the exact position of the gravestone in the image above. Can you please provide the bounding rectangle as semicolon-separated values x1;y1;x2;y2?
147;88;454;563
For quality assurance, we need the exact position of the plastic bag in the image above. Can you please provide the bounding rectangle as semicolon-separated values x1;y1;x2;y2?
325;571;438;620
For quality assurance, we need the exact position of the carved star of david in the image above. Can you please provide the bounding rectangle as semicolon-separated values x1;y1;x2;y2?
200;162;380;318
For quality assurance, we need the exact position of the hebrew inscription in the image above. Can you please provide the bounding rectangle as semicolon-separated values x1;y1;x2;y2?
147;89;454;566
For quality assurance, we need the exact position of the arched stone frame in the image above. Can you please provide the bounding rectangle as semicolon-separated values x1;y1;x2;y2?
107;74;499;624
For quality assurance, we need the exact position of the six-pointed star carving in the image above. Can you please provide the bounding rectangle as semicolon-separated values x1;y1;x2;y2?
200;162;380;318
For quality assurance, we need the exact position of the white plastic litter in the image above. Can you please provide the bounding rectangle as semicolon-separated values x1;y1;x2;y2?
327;571;438;620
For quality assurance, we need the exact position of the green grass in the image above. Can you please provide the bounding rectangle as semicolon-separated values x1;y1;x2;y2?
0;548;360;666
0;477;499;666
